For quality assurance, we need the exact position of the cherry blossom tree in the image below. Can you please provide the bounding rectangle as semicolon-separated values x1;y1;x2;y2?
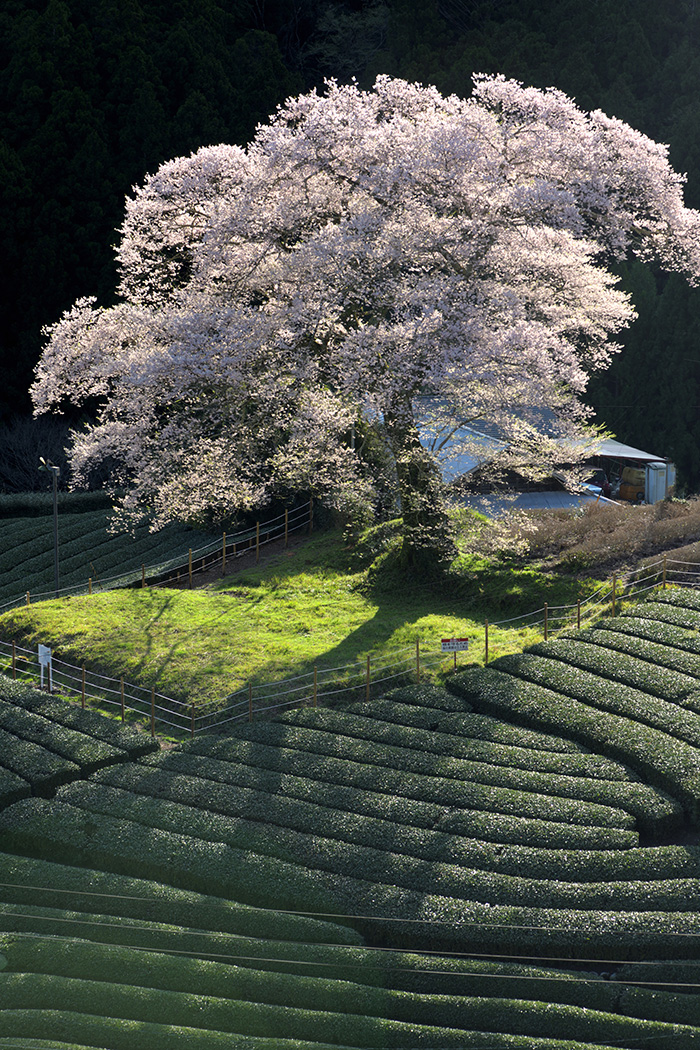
33;74;700;569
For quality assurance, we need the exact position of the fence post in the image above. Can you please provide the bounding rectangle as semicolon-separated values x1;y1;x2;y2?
150;686;155;737
191;701;195;738
416;638;420;684
544;603;548;641
313;666;317;707
484;619;489;665
284;508;289;548
26;592;30;606
188;549;193;588
366;655;371;701
88;578;92;595
309;496;313;535
248;682;253;722
662;555;667;590
141;564;146;588
222;532;226;576
256;522;260;563
81;665;86;709
577;600;581;630
12;640;16;680
120;677;125;722
612;573;617;617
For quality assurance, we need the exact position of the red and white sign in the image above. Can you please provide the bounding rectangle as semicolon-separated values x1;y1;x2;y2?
441;638;469;653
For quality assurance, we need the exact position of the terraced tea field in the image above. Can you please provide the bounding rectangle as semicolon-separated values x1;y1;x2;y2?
1;588;700;1045
0;497;215;608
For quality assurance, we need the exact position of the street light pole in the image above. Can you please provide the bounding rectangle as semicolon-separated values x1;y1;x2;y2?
39;458;60;599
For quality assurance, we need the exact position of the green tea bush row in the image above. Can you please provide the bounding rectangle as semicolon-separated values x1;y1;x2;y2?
598;614;700;657
382;685;602;752
0;934;623;1036
231;713;667;832
3;797;700;959
582;628;700;697
344;691;471;729
188;725;636;829
497;650;700;750
90;766;700;880
531;637;700;707
0;697;124;774
55;783;700;913
0;931;622;1011
379;682;474;714
618;985;700;1028
627;599;700;632
0;491;113;518
0;851;358;948
290;704;636;781
0;1008;382;1050
449;666;700;824
0;726;79;795
616;959;700;994
5;890;664;1008
140;748;637;850
0;768;29;809
0;512;208;603
1;1008;659;1050
652;589;700;614
2;953;699;1048
0;675;158;758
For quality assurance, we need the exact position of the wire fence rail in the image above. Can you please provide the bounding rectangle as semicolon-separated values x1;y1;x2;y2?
0;543;696;742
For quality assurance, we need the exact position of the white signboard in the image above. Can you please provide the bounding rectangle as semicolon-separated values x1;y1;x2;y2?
38;644;52;692
441;638;469;653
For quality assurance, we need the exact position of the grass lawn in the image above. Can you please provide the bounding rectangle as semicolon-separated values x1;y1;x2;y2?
0;528;584;704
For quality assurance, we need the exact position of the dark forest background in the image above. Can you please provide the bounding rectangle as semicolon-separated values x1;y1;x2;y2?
3;0;700;489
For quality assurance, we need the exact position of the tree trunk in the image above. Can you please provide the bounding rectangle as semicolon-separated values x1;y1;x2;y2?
384;398;456;574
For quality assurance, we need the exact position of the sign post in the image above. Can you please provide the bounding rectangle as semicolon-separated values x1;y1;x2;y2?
38;644;52;692
441;637;470;669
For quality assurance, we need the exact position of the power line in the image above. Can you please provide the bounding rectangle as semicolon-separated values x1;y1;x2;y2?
3;880;700;940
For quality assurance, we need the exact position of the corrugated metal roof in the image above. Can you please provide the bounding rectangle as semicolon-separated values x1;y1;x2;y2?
595;438;669;463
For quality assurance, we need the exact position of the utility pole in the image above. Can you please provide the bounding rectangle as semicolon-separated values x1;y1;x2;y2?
39;457;60;599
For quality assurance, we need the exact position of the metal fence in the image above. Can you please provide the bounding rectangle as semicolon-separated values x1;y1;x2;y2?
0;636;455;740
0;501;314;612
1;543;697;742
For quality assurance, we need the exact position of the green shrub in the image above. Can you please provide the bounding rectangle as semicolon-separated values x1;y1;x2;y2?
628;599;700;632
312;702;637;781
530;637;700;708
0;697;124;774
0;726;79;794
4;798;700;960
497;649;700;752
372;685;593;752
232;712;667;833
599;614;700;657
76;774;700;884
449;665;700;825
190;724;636;829
0;675;158;758
0;851;360;950
0;769;30;810
4;1007;672;1050
138;748;638;851
2;967;700;1048
55;782;700;914
653;589;700;614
